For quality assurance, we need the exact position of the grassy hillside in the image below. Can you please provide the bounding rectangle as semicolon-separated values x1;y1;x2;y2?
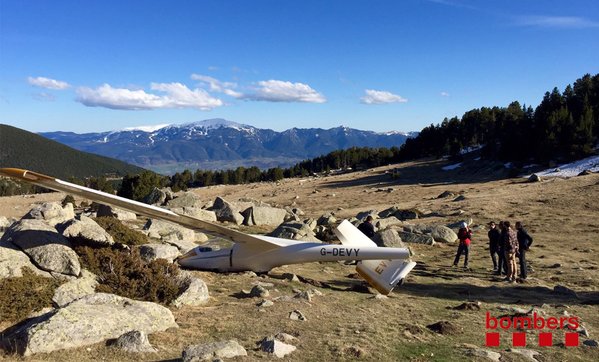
0;124;146;179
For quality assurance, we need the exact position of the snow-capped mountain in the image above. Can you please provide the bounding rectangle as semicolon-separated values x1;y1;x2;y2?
40;119;417;173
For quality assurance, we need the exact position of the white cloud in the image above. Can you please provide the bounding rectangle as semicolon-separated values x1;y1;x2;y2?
191;74;242;98
243;80;326;103
440;91;450;97
516;16;599;28
361;89;407;104
76;83;223;110
28;76;70;90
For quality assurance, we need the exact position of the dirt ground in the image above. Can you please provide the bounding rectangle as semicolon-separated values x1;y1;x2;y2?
1;159;598;361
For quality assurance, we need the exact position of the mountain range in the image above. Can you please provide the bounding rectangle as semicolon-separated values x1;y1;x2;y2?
40;119;417;174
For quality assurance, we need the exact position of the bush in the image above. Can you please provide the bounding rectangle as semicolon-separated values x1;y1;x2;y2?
0;268;60;323
75;246;183;305
93;217;148;246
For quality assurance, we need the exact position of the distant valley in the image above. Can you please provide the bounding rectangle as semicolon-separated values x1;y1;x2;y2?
40;119;417;174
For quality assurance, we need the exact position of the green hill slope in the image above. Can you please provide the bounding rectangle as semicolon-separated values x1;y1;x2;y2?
0;124;146;179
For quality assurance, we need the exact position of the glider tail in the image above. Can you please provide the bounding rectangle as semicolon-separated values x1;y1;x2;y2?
334;220;416;295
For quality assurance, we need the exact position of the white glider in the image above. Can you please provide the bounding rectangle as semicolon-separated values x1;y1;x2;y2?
0;168;416;294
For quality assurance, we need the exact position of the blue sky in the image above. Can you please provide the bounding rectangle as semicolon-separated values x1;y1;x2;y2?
1;0;598;133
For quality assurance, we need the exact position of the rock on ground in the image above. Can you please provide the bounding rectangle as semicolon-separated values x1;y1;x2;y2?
111;330;157;353
210;197;244;225
373;229;405;248
0;240;52;278
507;348;541;361
0;216;15;231
242;206;289;226
143;219;195;242
139;243;180;263
182;340;247;361
463;345;501;362
96;204;137;221
260;336;297;358
398;231;435;246
1;293;178;356
166;192;202;208
171;274;210;308
169;207;218;222
23;202;75;226
59;215;114;247
375;217;403;230
268;221;321;242
2;219;81;276
52;269;98;307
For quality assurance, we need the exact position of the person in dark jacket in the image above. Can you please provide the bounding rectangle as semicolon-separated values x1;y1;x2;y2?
502;221;519;283
453;222;472;268
515;221;533;280
357;216;375;239
488;221;501;271
495;221;508;276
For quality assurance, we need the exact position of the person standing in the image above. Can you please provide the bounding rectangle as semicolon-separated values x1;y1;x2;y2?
453;222;472;268
516;221;533;280
357;216;375;240
502;221;519;283
495;221;508;276
488;221;501;271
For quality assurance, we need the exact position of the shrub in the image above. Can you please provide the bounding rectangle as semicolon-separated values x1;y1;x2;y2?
93;217;148;246
0;268;60;323
75;246;183;305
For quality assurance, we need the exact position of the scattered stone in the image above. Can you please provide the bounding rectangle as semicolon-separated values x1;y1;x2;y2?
0;239;51;278
52;269;98;307
23;202;75;226
398;231;435;245
162;236;198;254
375;217;403;230
371;294;388;300
289;310;307;321
578;169;593;176
426;321;461;335
142;187;170;206
0;216;14;231
1;293;177;356
294;290;314;302
373;229;405;248
437;191;456;199
497;306;529;315
274;333;298;343
453;195;466;202
59;215;114;247
452;301;481;311
248;285;269;298
169;207;218;222
143;219;196;242
171;274;210;308
139;243;180;263
242;206;288;226
260;336;296;358
182;340;247;361
464;347;501;362
111;330;157;353
447;219;473;229
257;299;274;308
2;219;81;276
210;197;244;225
554;285;578;298
549;263;562;268
96;205;137;221
507;348;541;362
281;273;300;282
317;213;337;226
268;221;321;242
166;192;202;208
528;174;542;182
356;210;378;221
343;345;366;358
583;339;598;347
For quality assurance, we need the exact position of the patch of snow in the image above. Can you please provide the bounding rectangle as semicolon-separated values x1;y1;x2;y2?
474;157;481;161
442;162;462;171
122;124;170;132
460;144;484;155
504;162;513;169
532;154;599;178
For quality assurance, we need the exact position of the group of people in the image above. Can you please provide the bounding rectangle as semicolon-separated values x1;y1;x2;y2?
453;220;533;282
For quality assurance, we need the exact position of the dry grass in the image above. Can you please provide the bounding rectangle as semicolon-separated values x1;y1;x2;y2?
1;160;599;361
